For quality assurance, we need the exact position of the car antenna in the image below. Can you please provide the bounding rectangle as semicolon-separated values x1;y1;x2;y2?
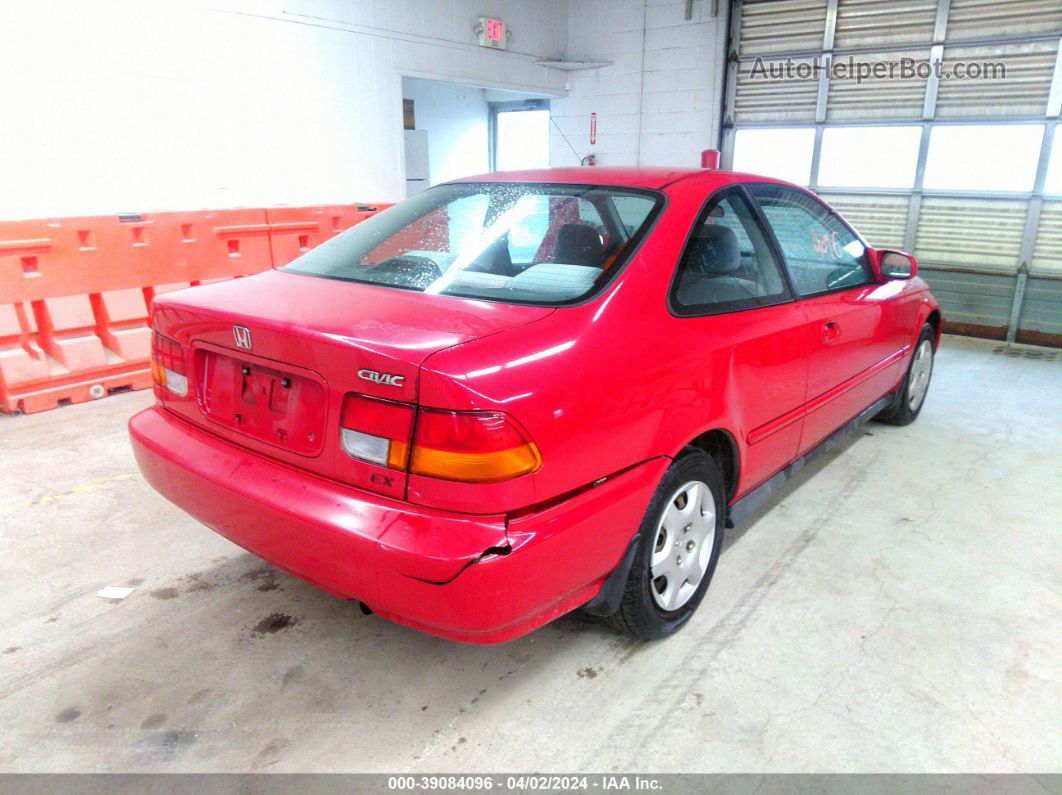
549;116;594;166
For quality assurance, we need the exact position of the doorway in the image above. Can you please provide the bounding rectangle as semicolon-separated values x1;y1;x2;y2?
401;77;492;197
491;99;550;171
400;81;552;198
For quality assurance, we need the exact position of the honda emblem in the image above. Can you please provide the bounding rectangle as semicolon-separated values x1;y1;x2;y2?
233;325;252;350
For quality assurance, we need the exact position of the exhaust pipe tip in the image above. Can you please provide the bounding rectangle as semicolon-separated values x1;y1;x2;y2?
358;601;373;616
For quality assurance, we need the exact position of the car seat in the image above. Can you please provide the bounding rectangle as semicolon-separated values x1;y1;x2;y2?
553;223;605;267
678;224;759;304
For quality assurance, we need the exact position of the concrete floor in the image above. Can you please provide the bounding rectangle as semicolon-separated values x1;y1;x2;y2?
0;335;1059;773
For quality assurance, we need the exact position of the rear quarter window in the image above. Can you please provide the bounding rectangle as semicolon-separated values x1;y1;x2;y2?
670;188;793;316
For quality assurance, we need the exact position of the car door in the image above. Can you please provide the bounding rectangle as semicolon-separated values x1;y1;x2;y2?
669;186;809;494
747;184;907;453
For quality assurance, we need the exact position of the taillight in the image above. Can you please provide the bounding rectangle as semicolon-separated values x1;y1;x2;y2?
411;409;541;483
150;332;188;397
339;396;541;483
341;394;414;469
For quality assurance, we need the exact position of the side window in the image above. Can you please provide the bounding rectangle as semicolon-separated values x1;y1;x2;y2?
748;185;869;296
576;197;604;227
671;189;792;315
612;195;653;236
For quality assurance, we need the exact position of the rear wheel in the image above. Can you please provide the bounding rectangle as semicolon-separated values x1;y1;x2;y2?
607;451;725;640
878;323;935;426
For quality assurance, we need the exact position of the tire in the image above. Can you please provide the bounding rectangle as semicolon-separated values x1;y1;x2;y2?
877;322;935;426
606;451;726;640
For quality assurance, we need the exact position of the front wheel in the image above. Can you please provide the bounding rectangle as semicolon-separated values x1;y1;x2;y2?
607;451;725;640
878;323;935;426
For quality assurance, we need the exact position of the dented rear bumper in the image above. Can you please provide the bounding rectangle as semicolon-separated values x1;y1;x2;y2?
129;405;665;643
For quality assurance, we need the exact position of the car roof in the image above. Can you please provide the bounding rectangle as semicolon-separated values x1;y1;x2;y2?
450;166;793;191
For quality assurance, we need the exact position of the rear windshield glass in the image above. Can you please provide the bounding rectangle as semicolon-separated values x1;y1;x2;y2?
281;183;663;305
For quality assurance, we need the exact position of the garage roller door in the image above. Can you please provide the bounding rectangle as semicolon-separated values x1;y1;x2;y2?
722;0;1062;345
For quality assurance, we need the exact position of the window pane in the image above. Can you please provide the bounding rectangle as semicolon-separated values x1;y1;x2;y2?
495;110;550;171
1044;134;1062;194
283;183;660;306
818;126;922;189
506;196;603;264
732;128;817;186
672;191;790;314
613;195;654;236
923;125;1044;192
749;185;869;297
506;194;550;264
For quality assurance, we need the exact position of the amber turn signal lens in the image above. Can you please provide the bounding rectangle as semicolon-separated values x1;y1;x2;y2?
150;332;187;396
410;409;541;483
150;357;166;387
340;394;415;470
387;440;410;470
411;443;541;483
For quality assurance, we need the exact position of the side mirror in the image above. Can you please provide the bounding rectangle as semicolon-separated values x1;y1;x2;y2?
870;249;918;280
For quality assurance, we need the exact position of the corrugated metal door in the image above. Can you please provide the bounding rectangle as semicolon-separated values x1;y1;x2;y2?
722;0;1062;345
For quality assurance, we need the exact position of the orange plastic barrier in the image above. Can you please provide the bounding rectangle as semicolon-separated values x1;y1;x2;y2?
0;203;389;414
266;203;386;267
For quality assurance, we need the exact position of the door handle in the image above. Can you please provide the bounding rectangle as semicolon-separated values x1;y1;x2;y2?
823;321;841;342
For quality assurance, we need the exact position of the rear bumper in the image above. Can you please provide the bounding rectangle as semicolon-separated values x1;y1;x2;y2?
129;406;666;643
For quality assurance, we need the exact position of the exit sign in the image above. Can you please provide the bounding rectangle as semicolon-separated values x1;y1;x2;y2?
477;17;506;49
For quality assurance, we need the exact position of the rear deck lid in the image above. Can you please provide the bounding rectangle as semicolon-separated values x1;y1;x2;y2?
151;269;553;496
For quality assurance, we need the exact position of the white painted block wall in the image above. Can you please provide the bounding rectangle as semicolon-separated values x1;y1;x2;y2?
0;0;730;219
549;0;727;169
0;0;567;219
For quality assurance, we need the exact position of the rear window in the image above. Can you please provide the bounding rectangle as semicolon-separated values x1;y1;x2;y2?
281;183;662;305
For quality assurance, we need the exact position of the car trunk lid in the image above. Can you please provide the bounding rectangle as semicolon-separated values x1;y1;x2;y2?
151;269;553;497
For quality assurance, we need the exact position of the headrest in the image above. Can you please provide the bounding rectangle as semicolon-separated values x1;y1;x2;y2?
687;224;741;276
554;223;604;267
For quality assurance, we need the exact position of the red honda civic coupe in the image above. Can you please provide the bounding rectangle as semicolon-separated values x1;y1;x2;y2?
130;167;940;644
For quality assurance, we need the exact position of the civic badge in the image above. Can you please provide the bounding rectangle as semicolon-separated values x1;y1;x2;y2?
233;324;252;350
358;368;404;387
